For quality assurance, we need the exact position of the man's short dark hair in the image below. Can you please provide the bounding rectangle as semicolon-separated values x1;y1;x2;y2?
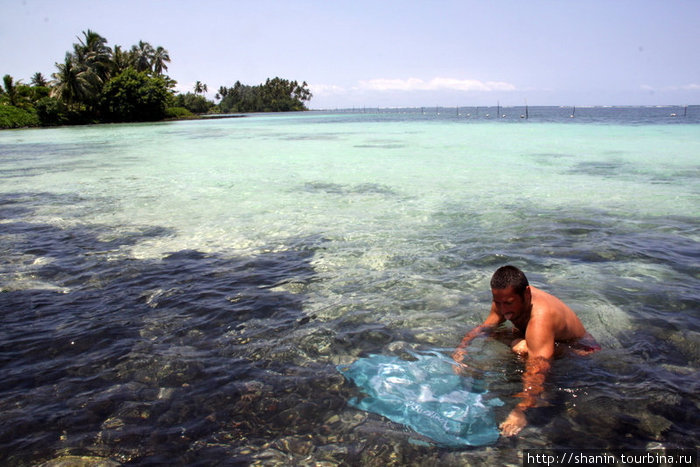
490;265;529;297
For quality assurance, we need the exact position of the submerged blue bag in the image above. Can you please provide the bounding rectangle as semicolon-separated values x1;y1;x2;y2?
338;351;502;447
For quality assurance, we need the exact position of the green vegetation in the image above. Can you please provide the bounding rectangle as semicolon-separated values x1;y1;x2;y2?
219;78;312;113
100;69;170;122
1;29;312;129
0;104;40;128
172;92;215;114
164;106;194;119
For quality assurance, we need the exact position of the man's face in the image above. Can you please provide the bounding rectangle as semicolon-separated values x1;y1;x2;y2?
492;286;530;321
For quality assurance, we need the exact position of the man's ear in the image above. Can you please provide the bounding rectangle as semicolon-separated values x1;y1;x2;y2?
524;286;532;302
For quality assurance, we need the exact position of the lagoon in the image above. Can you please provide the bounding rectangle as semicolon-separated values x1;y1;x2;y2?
0;108;698;464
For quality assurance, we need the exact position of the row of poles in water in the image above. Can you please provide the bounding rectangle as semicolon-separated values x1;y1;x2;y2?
349;103;568;119
347;103;690;119
437;101;534;119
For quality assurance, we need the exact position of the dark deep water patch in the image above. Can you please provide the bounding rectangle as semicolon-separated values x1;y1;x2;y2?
0;141;125;180
0;193;340;464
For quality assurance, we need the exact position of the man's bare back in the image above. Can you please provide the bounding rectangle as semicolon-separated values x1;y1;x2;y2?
508;286;588;356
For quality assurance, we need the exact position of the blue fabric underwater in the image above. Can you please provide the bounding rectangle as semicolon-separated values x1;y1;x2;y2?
338;351;503;447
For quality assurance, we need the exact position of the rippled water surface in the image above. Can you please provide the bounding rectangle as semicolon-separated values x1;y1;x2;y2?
1;108;698;465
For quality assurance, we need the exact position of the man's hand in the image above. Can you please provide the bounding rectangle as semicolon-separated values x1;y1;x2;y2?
499;408;527;436
451;347;466;363
451;348;468;375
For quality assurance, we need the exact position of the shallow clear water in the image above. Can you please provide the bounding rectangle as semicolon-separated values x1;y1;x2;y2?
0;108;698;465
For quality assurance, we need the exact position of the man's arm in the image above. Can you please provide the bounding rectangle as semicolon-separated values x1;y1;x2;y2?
499;318;554;436
452;306;503;364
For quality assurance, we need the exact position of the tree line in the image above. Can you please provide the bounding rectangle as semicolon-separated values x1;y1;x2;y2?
217;78;312;113
1;30;312;129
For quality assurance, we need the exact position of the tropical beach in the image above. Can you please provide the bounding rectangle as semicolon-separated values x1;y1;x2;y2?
0;28;312;129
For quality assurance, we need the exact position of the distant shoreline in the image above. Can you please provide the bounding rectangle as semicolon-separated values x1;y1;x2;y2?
199;114;247;118
174;113;248;121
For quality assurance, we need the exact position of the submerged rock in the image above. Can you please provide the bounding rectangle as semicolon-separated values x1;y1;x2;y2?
39;455;121;467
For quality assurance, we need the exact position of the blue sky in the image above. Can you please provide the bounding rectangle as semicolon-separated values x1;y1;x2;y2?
2;0;698;108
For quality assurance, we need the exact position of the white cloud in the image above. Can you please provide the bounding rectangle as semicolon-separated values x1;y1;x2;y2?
309;83;347;95
681;83;700;91
358;77;516;92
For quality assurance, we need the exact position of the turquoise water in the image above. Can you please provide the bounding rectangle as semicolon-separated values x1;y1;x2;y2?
0;109;698;464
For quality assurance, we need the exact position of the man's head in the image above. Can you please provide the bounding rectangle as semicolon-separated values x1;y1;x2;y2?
490;265;529;298
490;266;531;322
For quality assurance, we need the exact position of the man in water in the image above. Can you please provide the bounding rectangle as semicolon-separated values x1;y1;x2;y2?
452;265;599;436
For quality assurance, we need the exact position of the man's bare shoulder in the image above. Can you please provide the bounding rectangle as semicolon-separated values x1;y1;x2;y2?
528;286;585;340
530;286;570;313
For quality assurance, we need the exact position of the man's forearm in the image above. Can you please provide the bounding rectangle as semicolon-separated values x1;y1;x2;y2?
456;324;494;350
501;356;550;436
452;324;495;370
514;356;550;411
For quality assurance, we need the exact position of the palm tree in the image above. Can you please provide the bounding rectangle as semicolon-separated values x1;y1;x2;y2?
2;75;20;106
31;72;48;87
152;46;171;75
194;81;208;95
59;30;112;113
51;53;99;110
111;45;131;75
74;29;112;82
51;54;80;108
215;86;229;101
162;75;178;91
131;41;155;72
